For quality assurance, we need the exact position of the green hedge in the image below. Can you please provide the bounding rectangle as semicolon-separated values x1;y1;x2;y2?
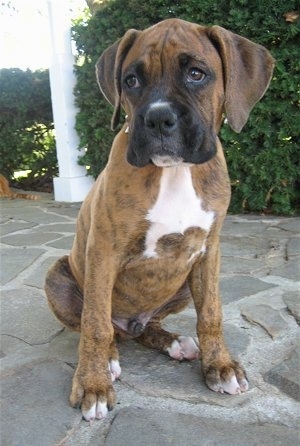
72;0;299;214
0;68;57;183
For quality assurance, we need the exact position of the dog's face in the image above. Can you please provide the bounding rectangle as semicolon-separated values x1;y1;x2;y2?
96;19;274;168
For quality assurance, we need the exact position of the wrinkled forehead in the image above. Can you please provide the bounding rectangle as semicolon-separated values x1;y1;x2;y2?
122;20;218;74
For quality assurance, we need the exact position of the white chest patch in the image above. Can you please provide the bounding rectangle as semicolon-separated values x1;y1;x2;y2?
144;166;215;257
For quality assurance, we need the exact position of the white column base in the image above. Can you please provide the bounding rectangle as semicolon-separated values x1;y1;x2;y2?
53;175;94;202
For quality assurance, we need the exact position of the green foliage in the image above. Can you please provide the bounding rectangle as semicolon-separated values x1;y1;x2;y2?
72;0;299;214
0;68;57;183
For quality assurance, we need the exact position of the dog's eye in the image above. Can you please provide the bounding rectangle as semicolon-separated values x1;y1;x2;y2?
187;68;206;83
125;75;140;89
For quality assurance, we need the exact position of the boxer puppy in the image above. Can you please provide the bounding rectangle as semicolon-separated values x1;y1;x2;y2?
45;18;274;421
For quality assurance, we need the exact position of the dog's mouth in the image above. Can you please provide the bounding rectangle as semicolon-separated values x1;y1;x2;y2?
151;154;184;167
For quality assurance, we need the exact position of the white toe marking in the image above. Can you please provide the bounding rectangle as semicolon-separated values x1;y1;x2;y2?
82;400;108;422
96;401;108;419
109;359;121;382
178;336;200;360
239;378;249;392
82;403;97;422
209;374;249;395
167;340;183;360
167;336;200;360
221;375;241;395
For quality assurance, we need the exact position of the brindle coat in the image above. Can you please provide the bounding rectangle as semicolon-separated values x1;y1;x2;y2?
45;18;274;421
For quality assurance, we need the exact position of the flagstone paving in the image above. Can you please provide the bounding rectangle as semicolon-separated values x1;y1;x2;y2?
0;194;299;445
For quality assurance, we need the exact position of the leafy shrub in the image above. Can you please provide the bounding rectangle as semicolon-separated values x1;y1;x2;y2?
72;0;299;214
0;68;57;184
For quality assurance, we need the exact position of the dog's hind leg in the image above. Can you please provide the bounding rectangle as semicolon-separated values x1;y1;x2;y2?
45;255;83;331
136;282;200;361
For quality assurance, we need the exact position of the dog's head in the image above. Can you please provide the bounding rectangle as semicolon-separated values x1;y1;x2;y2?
96;18;274;168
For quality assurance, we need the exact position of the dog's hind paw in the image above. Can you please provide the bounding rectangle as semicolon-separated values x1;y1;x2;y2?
108;359;121;382
167;336;200;361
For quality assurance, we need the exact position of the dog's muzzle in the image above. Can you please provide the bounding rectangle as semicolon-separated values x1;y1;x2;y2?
127;100;217;167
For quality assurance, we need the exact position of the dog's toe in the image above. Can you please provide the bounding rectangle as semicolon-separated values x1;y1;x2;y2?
108;359;121;382
82;400;108;422
167;336;200;360
205;363;249;395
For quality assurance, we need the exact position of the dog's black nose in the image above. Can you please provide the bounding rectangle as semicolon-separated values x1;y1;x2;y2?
144;103;178;136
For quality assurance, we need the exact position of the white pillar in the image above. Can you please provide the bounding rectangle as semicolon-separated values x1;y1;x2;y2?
47;0;94;202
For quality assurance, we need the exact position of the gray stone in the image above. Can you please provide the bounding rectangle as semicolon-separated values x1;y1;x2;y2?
36;222;76;233
265;347;300;401
1;359;80;446
117;339;250;407
287;237;300;256
220;276;276;304
0;220;36;236
1;288;63;344
283;290;300;323
45;202;81;219
0;246;44;285
1;231;62;246
48;329;80;364
104;407;300;446
221;220;267;237
271;261;300;281
24;255;61;289
221;236;271;258
1;204;73;223
220;256;267;275
163;314;250;359
47;235;75;249
277;218;300;233
241;304;288;338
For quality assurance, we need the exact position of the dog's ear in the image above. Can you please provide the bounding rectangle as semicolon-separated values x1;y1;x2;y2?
96;29;140;130
208;26;275;132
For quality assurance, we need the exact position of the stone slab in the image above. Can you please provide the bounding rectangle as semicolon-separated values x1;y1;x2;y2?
221;236;271;258
0;205;73;223
1;288;63;344
117;338;250;407
265;347;300;401
277;218;300;233
241;304;288;338
0;359;80;446
220;276;276;304
0;220;37;236
163;315;250;359
47;235;75;249
104;407;300;446
283;290;300;323
24;256;61;289
1;232;62;246
0;246;44;285
287;237;300;256
36;222;76;233
221;220;268;236
220;257;267;275
271;261;300;281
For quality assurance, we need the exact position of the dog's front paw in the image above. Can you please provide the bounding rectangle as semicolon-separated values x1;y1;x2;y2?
204;360;249;395
167;336;200;360
70;366;116;422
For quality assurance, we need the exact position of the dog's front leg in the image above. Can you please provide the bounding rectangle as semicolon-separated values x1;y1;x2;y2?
189;232;249;395
69;253;116;421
